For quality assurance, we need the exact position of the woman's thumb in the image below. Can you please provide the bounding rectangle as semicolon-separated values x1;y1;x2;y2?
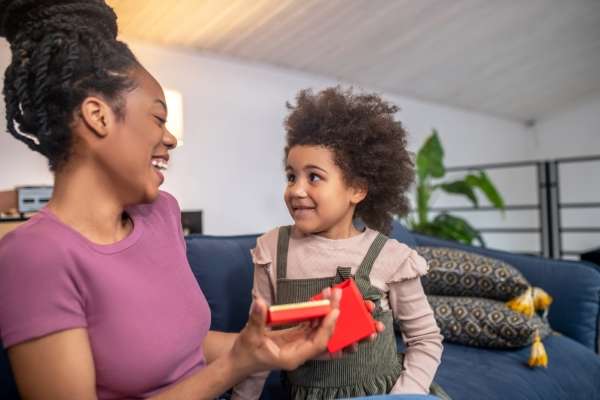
247;297;268;332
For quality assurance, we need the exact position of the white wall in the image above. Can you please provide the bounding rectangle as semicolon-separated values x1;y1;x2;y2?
533;95;600;256
533;95;600;160
0;39;535;236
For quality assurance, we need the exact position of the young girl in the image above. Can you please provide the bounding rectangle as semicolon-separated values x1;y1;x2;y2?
233;87;449;399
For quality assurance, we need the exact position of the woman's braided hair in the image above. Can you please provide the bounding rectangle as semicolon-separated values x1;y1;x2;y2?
0;0;139;170
284;87;415;235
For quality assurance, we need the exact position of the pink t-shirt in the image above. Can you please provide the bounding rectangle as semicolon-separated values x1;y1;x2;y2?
0;191;210;399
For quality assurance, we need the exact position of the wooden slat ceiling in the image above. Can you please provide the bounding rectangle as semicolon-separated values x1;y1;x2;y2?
107;0;600;122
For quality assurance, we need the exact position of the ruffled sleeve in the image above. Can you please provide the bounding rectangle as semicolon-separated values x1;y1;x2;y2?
250;227;278;266
249;228;279;306
250;238;271;265
377;240;429;285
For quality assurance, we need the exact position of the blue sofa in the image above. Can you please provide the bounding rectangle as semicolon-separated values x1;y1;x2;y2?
1;222;599;399
183;221;600;400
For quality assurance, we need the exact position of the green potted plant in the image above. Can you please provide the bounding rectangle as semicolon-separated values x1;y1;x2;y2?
406;130;505;246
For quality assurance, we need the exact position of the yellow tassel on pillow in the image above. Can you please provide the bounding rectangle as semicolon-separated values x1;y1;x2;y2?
532;287;553;311
506;287;534;317
528;331;548;368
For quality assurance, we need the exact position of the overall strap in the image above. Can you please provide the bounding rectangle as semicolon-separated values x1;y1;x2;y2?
276;225;292;279
354;233;388;297
334;266;353;284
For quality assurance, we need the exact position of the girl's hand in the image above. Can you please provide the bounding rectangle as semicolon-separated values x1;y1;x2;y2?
365;299;386;341
312;296;386;359
230;289;341;374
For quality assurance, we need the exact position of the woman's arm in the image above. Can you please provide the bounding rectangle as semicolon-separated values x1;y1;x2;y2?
231;263;278;400
7;292;339;400
388;278;443;394
203;331;237;364
9;329;247;400
8;328;97;400
151;294;340;400
8;327;260;400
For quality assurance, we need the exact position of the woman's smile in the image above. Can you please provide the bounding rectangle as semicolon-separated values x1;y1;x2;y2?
151;156;169;185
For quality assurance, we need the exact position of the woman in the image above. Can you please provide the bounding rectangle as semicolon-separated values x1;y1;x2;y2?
0;1;370;399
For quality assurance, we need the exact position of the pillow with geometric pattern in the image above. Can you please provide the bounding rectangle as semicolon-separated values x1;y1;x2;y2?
418;246;529;301
428;295;551;348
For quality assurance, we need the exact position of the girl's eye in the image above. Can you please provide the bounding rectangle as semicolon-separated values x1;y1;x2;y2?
286;174;296;183
154;116;166;126
309;173;321;182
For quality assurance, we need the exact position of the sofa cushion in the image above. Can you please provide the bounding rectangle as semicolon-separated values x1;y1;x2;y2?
186;234;259;332
435;335;600;400
417;246;529;301
413;232;600;353
428;295;551;348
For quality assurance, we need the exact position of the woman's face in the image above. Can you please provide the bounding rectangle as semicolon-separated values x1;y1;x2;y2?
96;67;177;205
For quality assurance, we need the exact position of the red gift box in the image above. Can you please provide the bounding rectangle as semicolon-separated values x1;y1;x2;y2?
267;299;332;326
311;278;376;353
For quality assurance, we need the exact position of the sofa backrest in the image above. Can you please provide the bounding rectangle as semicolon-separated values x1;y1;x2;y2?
185;222;600;354
185;233;259;332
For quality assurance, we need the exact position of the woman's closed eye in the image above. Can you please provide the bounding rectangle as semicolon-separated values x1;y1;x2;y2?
154;115;167;126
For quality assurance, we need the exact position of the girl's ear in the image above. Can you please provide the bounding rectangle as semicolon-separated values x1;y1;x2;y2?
78;96;115;139
350;183;368;205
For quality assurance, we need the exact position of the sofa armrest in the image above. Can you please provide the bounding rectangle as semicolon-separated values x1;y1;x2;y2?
411;232;600;354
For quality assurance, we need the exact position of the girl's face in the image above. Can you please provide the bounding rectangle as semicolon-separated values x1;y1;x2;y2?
284;145;366;239
96;67;177;204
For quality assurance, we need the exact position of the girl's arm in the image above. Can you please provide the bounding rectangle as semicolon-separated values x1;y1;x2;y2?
388;278;443;394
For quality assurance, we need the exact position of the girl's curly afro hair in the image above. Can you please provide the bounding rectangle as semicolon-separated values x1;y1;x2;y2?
284;86;414;235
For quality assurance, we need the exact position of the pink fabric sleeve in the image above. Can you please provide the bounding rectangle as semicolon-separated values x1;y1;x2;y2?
0;226;87;347
388;277;443;394
368;240;429;294
248;231;277;304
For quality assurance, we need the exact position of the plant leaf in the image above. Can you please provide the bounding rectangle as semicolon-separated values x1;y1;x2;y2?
476;171;505;210
415;220;471;244
432;213;485;246
416;130;445;182
439;180;479;207
465;172;505;210
416;184;431;225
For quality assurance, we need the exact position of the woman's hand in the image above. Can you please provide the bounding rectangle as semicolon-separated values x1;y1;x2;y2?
230;288;341;374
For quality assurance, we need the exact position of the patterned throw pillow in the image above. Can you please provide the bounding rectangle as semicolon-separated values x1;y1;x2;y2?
428;295;551;348
417;246;529;301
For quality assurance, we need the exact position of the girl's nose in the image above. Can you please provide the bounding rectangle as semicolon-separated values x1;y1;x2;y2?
290;182;308;198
